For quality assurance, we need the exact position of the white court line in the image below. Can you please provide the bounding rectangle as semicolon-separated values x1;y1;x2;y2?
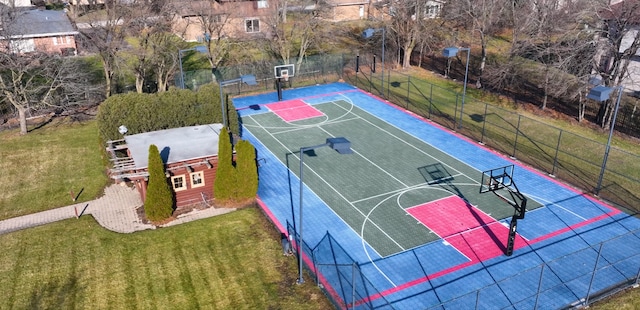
338;93;471;180
268;116;361;136
349;180;478;205
248;113;406;253
523;194;588;221
319;123;408;188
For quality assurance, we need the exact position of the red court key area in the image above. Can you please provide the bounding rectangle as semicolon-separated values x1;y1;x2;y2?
267;99;324;122
407;195;527;262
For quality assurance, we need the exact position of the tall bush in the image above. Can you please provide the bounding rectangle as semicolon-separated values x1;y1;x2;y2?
235;139;258;200
96;86;222;142
214;127;236;201
144;144;174;221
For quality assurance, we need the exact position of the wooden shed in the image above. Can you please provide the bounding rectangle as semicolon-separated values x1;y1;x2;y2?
107;124;223;209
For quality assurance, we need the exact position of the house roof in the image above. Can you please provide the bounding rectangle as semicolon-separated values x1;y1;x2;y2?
125;124;223;169
602;0;640;23
3;9;78;39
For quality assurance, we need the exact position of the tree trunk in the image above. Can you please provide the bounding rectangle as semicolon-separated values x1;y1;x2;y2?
402;45;413;69
541;68;549;110
135;73;144;93
477;32;487;89
17;105;27;135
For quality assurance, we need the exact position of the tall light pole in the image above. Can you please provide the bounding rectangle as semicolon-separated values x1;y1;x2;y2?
443;47;470;129
297;137;352;284
363;27;385;97
219;74;257;128
587;85;624;195
178;46;208;89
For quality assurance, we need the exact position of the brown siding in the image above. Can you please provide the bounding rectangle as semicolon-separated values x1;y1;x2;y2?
133;156;219;210
34;35;77;55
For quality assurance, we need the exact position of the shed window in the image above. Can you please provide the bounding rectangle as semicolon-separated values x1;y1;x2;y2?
191;171;204;188
172;175;187;191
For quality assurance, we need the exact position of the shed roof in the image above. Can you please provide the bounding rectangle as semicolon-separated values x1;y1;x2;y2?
2;9;78;39
125;124;223;169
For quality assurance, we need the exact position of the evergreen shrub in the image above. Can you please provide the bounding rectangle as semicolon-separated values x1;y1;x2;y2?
144;144;174;221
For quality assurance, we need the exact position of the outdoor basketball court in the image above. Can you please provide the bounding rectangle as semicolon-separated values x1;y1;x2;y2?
232;81;640;309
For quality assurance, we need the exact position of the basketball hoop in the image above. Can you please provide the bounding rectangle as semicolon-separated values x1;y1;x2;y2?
282;72;289;82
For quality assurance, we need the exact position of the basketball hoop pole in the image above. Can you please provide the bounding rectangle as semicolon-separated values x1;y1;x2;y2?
274;65;295;102
277;78;283;101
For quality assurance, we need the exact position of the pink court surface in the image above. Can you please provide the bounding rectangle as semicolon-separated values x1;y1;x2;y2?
266;99;324;122
407;196;528;262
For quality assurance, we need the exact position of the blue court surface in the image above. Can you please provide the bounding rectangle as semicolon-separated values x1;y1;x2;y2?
233;82;640;309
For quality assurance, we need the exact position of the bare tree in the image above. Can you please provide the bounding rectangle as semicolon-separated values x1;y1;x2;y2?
264;0;325;66
0;5;102;134
510;0;595;110
592;0;640;129
148;32;184;92
125;0;177;92
0;53;103;135
386;0;422;69
73;0;132;97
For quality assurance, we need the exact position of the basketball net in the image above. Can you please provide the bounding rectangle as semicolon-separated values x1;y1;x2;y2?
282;72;289;82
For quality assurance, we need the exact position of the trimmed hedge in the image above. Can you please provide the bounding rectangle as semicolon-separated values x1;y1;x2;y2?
235;139;258;199
96;84;240;142
144;144;174;221
213;127;236;201
214;127;259;204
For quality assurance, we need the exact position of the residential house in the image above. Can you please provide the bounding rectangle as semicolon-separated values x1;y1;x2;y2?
0;0;31;8
321;0;370;21
107;124;224;209
598;0;640;94
0;8;79;55
172;0;273;42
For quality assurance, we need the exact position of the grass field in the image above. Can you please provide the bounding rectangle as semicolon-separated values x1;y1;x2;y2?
0;119;109;220
1;75;639;307
0;208;332;309
0;119;332;309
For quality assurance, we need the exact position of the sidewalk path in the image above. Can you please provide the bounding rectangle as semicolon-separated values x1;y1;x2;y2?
0;184;235;235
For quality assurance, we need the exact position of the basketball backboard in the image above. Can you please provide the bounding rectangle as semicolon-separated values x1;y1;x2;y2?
274;64;295;79
480;165;514;193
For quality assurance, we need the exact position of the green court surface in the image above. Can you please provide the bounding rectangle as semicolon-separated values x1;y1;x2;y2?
242;98;542;257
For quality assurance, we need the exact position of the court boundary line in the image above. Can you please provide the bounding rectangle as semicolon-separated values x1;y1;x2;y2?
243;85;632;309
243;85;631;309
352;89;622;216
336;93;470;184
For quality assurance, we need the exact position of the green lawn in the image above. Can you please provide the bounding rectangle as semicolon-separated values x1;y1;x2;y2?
0;119;109;220
0;119;332;309
0;208;332;309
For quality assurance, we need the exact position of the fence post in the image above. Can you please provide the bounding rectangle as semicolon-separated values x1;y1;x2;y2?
351;263;356;309
480;103;489;145
387;67;391;99
534;264;545;310
550;130;563;177
454;94;459;129
406;76;411;109
584;243;604;307
429;84;433;119
511;115;522;159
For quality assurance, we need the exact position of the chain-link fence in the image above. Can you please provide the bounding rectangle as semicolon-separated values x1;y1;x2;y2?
210;53;640;309
286;220;640;310
178;54;348;94
344;58;640;215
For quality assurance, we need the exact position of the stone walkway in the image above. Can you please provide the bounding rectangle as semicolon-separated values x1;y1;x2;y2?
0;184;235;235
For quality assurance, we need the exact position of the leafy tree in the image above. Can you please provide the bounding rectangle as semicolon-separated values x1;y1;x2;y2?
144;144;174;221
214;127;236;201
235;140;258;200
